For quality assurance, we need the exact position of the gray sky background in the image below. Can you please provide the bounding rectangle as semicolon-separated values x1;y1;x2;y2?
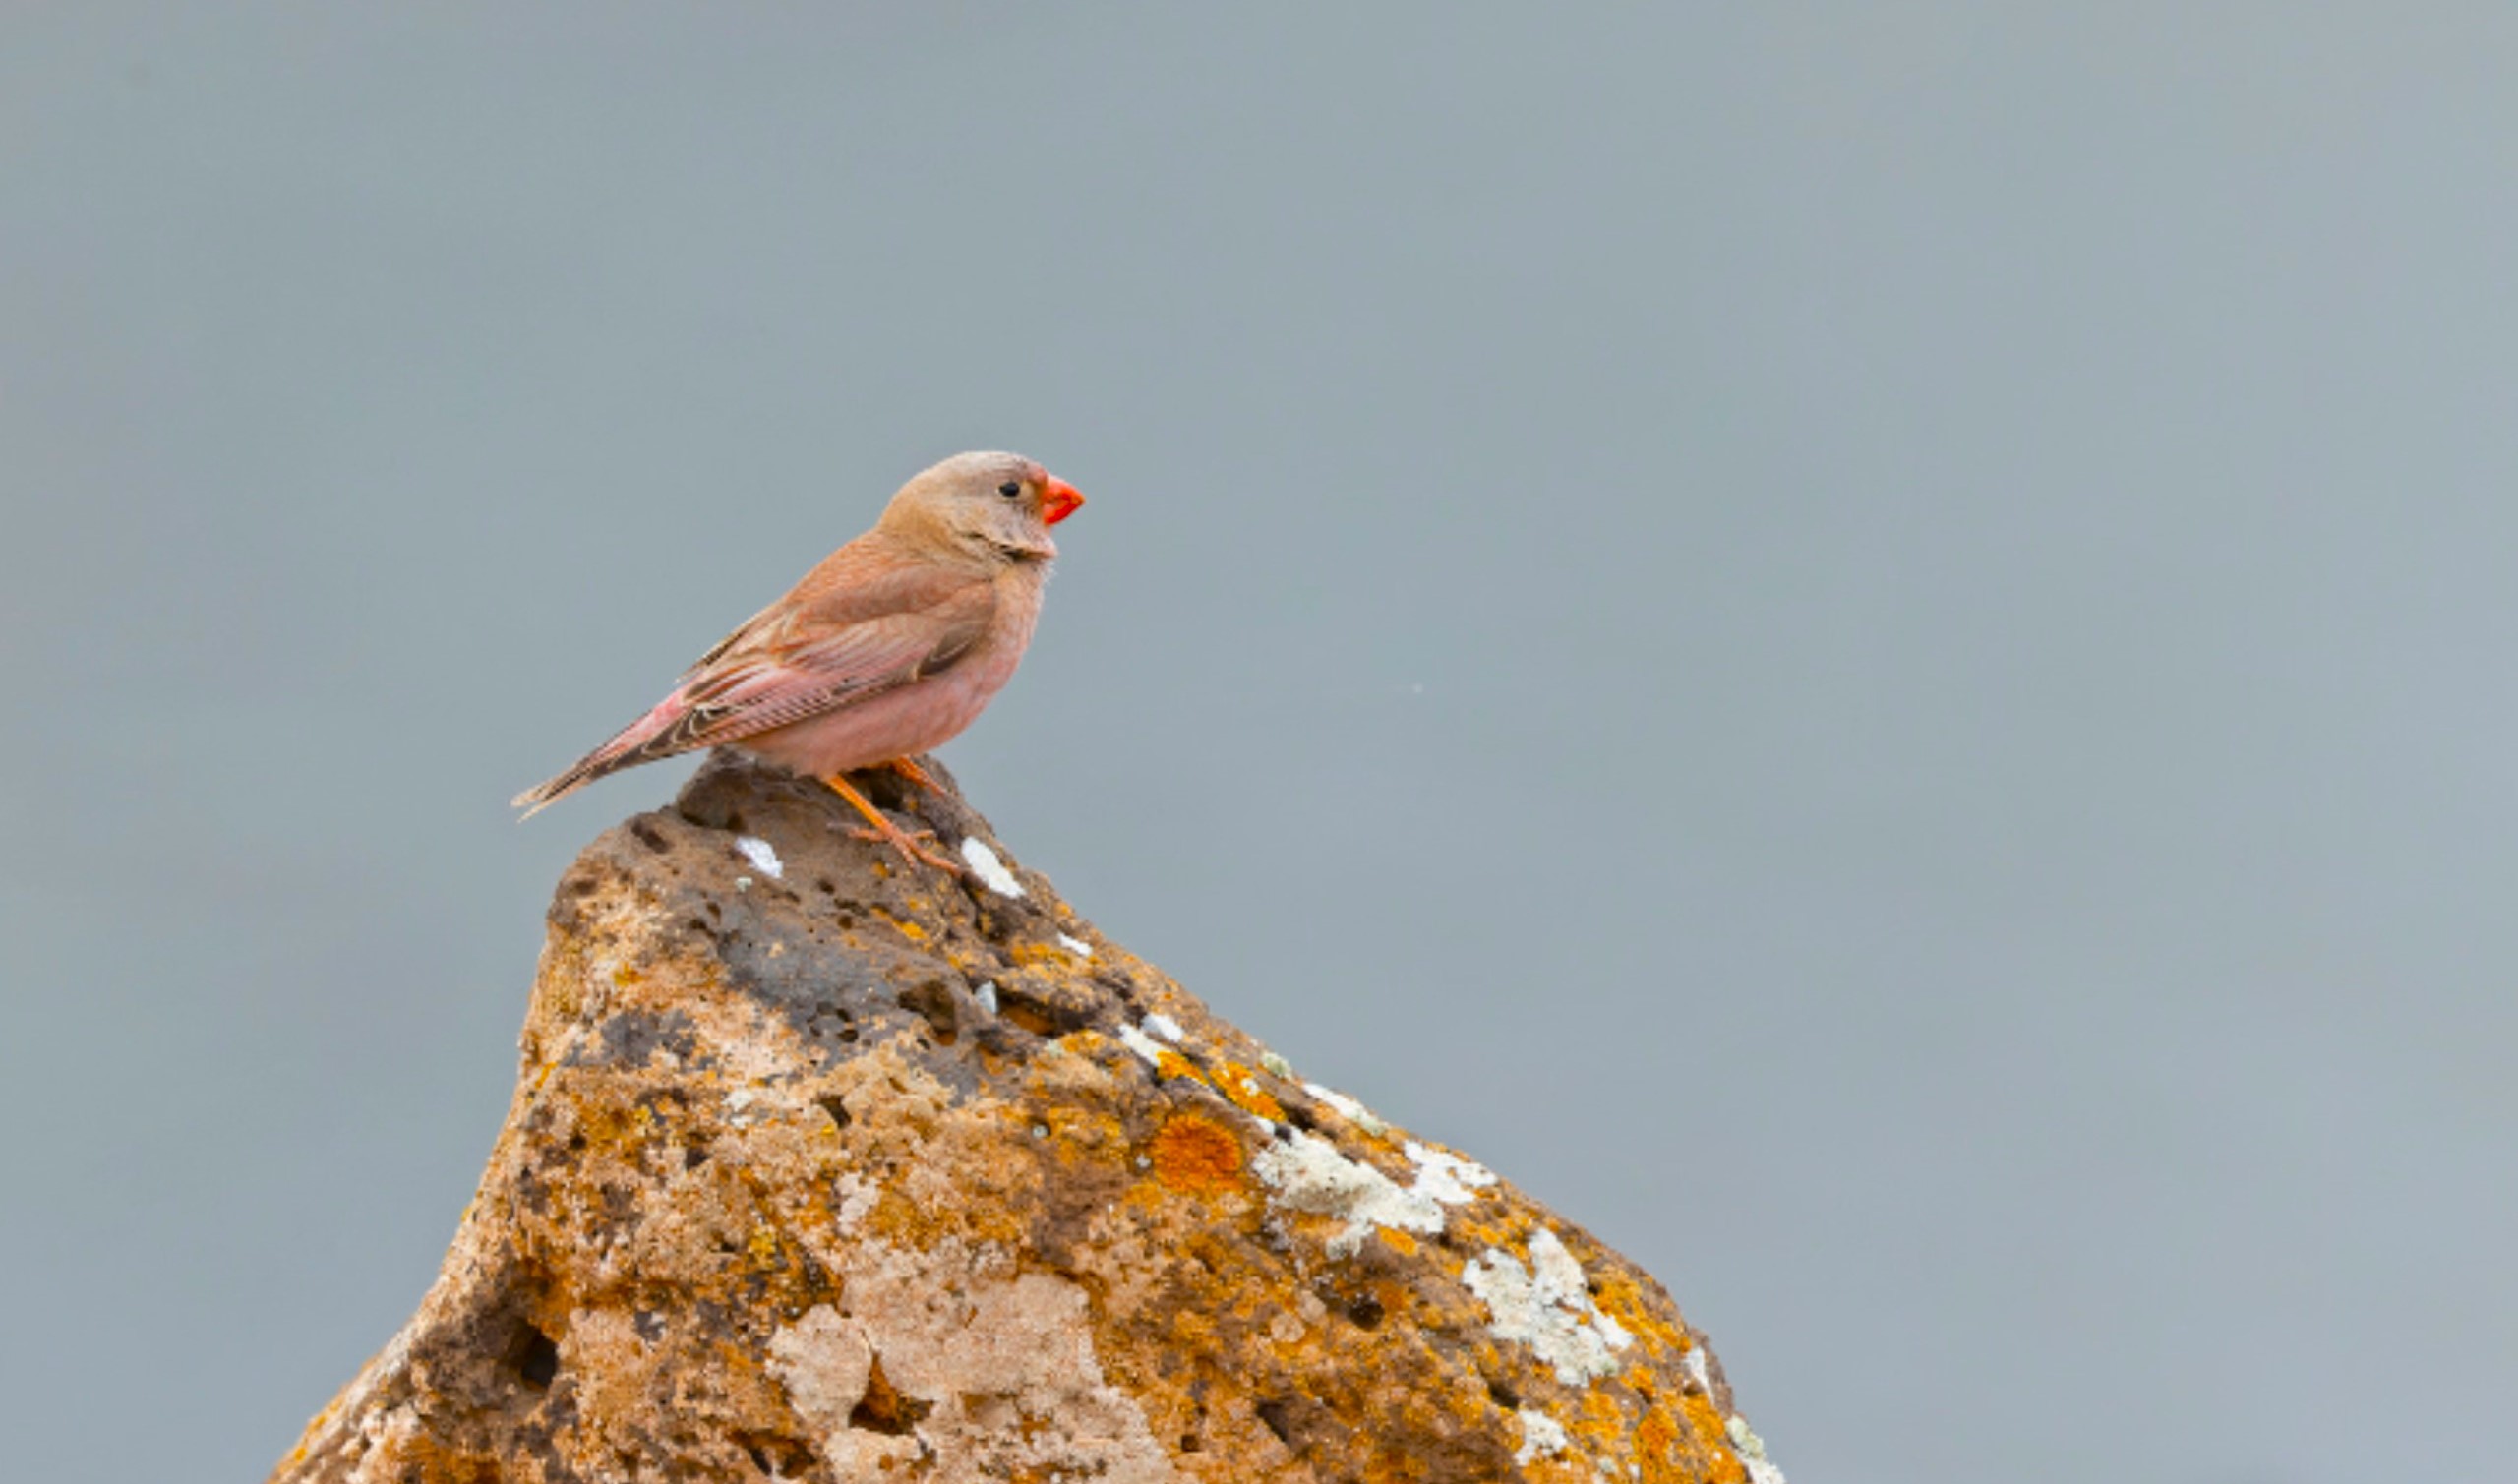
4;6;2513;1481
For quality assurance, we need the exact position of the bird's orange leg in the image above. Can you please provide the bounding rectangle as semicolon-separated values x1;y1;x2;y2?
822;772;961;875
886;756;941;795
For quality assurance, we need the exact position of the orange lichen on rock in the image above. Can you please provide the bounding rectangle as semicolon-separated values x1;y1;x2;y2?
266;755;1770;1484
1593;1269;1695;1360
1213;1060;1287;1121
1150;1112;1245;1196
1676;1391;1751;1483
1002;939;1083;970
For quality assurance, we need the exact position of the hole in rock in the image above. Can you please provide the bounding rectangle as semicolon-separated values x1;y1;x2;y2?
991;984;1092;1038
803;1004;856;1053
817;1095;851;1131
999;1002;1055;1037
736;1434;811;1476
630;821;671;853
1486;1379;1519;1411
1346;1294;1385;1330
848;1356;931;1435
1254;1398;1297;1448
509;1325;560;1390
897;979;958;1046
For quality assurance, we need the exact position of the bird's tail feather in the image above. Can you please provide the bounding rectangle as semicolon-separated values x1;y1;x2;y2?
511;695;691;818
510;753;616;819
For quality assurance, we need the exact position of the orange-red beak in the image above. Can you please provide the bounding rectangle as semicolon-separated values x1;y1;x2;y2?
1041;475;1085;526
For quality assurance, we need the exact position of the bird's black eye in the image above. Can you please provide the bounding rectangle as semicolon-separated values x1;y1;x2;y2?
997;481;1023;499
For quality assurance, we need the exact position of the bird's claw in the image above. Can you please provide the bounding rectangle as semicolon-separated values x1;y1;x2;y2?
821;770;964;877
847;821;965;877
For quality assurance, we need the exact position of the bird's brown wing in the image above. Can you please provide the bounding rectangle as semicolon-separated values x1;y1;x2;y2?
651;563;998;753
511;555;994;813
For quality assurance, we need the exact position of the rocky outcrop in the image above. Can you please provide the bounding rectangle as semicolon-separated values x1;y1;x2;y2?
271;755;1783;1483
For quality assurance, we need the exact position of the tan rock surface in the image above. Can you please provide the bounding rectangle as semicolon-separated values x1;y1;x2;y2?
270;755;1783;1484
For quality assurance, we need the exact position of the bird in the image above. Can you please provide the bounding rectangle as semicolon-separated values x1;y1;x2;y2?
512;450;1084;872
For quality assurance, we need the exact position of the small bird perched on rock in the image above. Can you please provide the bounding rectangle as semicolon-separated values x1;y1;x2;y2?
513;450;1084;871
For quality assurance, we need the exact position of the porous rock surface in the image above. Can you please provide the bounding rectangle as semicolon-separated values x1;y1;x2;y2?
271;755;1781;1484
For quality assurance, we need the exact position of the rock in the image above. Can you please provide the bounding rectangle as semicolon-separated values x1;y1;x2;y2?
270;755;1781;1484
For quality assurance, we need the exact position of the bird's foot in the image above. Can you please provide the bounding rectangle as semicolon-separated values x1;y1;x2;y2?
822;772;964;877
886;756;943;795
845;821;962;875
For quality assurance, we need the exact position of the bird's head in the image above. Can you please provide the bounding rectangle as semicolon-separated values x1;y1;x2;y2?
881;450;1085;564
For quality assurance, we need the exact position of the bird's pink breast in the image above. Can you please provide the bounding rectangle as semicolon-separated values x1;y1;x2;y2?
732;569;1043;778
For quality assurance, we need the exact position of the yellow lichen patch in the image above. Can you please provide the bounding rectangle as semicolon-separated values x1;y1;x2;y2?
566;1089;664;1161
1050;1109;1134;1167
1529;1386;1621;1477
746;1224;783;1268
1002;940;1083;970
1591;1269;1686;1358
1674;1391;1749;1484
1376;1227;1419;1257
1429;1196;1520;1262
393;1440;507;1484
1154;1049;1204;1083
859;1168;1029;1251
1213;1061;1286;1121
870;908;929;943
1635;1408;1685;1480
1165;1301;1221;1355
1149;1112;1244;1196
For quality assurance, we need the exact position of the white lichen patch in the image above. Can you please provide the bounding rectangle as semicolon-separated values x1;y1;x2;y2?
1515;1408;1572;1465
974;980;999;1015
774;1236;1177;1483
719;1081;812;1130
1117;1023;1172;1068
959;838;1024;897
1303;1082;1389;1135
1249;1131;1495;1257
830;1172;876;1234
1682;1343;1711;1394
1728;1415;1786;1484
766;1306;874;1436
1259;1050;1294;1079
1462;1228;1635;1386
1143;1013;1184;1043
733;835;784;879
1057;932;1094;958
1405;1141;1496;1204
